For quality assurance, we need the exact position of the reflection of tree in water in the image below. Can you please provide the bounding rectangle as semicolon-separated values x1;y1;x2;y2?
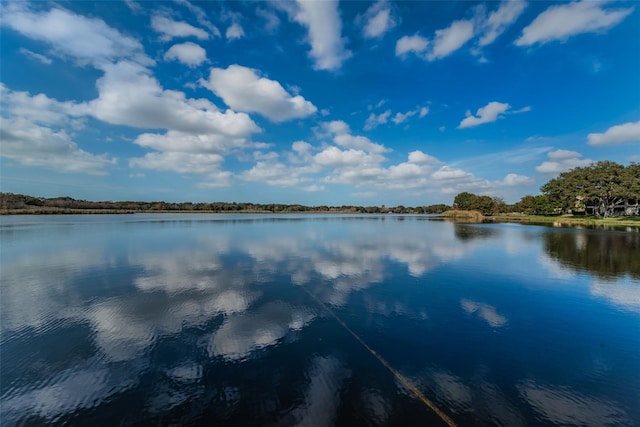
454;224;500;241
543;231;640;279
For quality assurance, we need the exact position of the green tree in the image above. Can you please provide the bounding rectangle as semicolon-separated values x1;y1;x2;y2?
541;161;636;217
453;192;477;210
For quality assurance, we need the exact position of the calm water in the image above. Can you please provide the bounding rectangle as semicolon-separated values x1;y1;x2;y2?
1;214;639;426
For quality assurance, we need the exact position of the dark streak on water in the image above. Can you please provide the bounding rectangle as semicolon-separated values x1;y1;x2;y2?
1;214;639;426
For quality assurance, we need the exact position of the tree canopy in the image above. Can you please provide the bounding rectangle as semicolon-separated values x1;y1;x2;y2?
453;161;640;217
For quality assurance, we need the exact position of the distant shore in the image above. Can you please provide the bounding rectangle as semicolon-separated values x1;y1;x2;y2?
2;208;639;229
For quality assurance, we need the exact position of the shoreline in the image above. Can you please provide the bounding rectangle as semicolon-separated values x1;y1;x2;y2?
2;209;639;228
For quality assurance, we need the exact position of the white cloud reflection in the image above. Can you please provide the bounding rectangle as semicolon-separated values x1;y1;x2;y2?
518;380;631;426
461;299;508;328
208;301;315;360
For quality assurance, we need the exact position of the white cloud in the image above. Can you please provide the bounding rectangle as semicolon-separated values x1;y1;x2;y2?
432;166;473;181
359;0;397;39
516;1;634;46
478;0;527;46
364;110;391;130
587;121;640;146
408;150;440;165
225;23;245;40
19;48;52;65
3;4;152;67
458;101;510;128
314;146;384;167
151;14;209;42
395;34;428;57
164;42;207;67
1;117;114;175
419;107;429;118
427;19;475;61
242;161;317;187
288;0;352;71
502;173;534;186
91;61;259;136
256;8;280;32
130;151;224;175
124;0;142;14
174;0;221;37
202;65;317;122
392;110;417;125
322;120;389;153
0;85;112;175
536;150;593;174
547;149;581;160
132;130;255;155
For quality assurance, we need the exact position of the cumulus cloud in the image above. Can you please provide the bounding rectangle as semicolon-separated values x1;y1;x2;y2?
0;85;112;175
242;158;320;187
516;1;634;46
225;23;245;40
91;61;259;136
1;117;115;175
314;146;384;167
536;150;593;174
2;4;267;184
419;107;429;118
2;3;152;67
408;150;440;165
359;0;397;39
547;149;581;160
587;121;640;146
395;34;428;57
502;173;534;186
151;14;209;41
428;19;475;61
432;166;473;181
202;64;317;122
478;0;527;46
288;0;352;70
163;42;207;67
322;120;389;153
458;101;510;128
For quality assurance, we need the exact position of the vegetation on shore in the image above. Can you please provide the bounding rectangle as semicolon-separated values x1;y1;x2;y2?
449;161;639;222
3;161;637;228
0;193;451;215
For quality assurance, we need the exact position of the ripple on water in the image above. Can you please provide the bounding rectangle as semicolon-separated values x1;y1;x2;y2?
517;379;631;426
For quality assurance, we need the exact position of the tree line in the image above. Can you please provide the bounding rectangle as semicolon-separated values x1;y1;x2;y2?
453;161;640;217
0;193;451;215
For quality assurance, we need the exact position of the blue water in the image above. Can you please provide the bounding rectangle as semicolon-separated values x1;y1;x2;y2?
1;214;639;426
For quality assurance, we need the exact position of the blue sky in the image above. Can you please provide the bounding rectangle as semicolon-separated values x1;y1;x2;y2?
1;0;639;205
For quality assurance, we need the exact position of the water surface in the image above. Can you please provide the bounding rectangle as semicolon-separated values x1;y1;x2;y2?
1;214;639;426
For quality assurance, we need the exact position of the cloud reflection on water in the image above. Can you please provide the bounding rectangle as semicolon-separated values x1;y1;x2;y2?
517;379;631;426
1;216;638;425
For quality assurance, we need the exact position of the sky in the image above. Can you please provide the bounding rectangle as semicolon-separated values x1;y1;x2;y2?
1;0;639;206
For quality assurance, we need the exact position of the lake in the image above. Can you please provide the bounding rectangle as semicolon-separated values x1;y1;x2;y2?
1;214;639;426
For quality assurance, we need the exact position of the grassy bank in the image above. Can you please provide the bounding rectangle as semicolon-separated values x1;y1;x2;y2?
441;209;485;222
486;214;640;228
